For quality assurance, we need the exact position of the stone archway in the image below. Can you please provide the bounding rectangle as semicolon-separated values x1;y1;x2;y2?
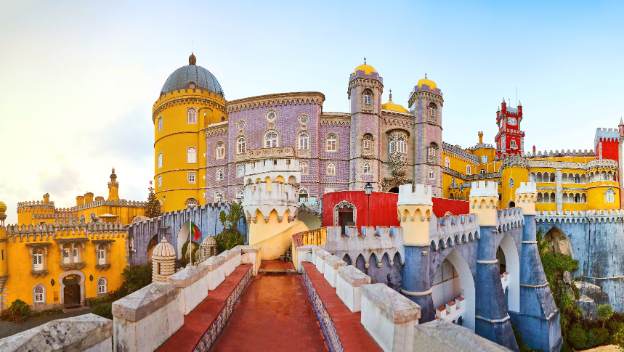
146;235;158;262
333;201;356;234
176;222;191;258
60;270;85;307
498;234;520;312
432;249;476;329
544;227;573;256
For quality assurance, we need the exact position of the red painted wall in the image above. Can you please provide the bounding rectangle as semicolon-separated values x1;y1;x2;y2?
321;191;470;227
598;140;619;162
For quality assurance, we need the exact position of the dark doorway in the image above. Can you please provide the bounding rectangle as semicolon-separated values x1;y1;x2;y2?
338;207;354;234
147;235;159;263
389;186;399;193
63;275;81;308
508;201;515;208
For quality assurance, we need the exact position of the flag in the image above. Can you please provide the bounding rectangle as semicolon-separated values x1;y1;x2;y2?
190;222;201;241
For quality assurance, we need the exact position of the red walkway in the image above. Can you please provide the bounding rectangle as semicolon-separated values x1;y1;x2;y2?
211;261;327;351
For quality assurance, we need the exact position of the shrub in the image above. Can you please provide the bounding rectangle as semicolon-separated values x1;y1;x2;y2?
91;302;112;319
568;323;588;350
586;327;609;347
121;264;152;295
597;304;614;328
215;229;244;253
1;299;31;322
612;326;624;349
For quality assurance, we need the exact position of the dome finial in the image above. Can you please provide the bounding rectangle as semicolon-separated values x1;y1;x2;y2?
364;57;366;65
389;89;393;101
189;52;196;65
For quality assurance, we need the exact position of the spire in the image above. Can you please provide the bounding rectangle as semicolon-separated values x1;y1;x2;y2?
620;117;623;125
425;73;428;79
189;52;196;65
363;57;366;65
110;167;117;181
389;89;393;101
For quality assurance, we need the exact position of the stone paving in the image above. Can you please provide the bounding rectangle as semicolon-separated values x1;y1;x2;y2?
211;260;327;351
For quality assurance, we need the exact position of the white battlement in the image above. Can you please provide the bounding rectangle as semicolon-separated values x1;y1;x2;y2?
397;183;432;206
470;181;498;198
242;180;299;222
243;158;301;185
536;209;624;223
516;182;536;195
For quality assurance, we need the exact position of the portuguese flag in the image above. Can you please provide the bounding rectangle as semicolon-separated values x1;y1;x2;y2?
190;222;201;241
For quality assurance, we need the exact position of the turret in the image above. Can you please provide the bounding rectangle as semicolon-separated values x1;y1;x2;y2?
0;201;8;300
108;168;119;201
515;182;537;215
151;238;176;283
43;193;50;204
84;192;94;205
397;183;433;246
469;181;498;226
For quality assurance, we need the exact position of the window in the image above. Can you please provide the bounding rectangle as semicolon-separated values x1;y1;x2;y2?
157;176;162;187
214;192;223;203
510;140;517;150
326;133;338;152
362;134;373;153
466;165;472;175
298;132;310;150
606;188;615;203
326;163;336;176
185;198;198;207
427;103;438;122
157;116;163;131
187;147;197;163
236;190;244;199
300;161;309;175
33;285;45;304
299;189;309;203
266;110;277;122
427;143;438;163
481;155;488;163
444;157;450;168
429;169;435;180
216;168;224;181
97;246;106;265
363;90;373;106
264;130;279;148
158;153;163;168
236;164;245;178
509;178;514;188
480;169;486;175
298;114;309;124
508;117;517;126
237;136;246;154
188;171;196;184
97;278;107;295
72;247;79;262
187;108;197;124
32;249;44;272
363;162;371;174
216;142;225;159
62;247;70;264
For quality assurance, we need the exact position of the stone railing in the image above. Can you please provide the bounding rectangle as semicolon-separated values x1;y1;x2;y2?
324;226;404;269
112;245;258;352
291;228;327;271
0;313;112;351
431;214;479;251
496;207;524;232
536;209;624;224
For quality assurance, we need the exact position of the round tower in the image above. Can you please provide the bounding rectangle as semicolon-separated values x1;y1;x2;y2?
500;156;529;208
151;238;176;282
0;201;8;310
409;75;443;196
348;60;384;191
153;53;227;212
469;181;499;226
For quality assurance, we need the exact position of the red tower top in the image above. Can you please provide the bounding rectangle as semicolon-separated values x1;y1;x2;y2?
495;100;525;159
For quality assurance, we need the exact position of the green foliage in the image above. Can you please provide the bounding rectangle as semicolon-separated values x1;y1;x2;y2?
219;202;243;233
215;229;244;253
215;202;245;253
121;264;152;294
568;323;588;350
587;327;609;347
145;190;161;218
540;252;578;287
91;302;112;319
613;326;624;349
179;241;200;267
0;299;31;322
598;304;614;327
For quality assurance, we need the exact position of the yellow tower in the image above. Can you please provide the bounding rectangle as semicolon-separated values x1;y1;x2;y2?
0;201;8;300
501;156;529;209
107;168;119;201
397;184;433;246
469;181;499;226
153;53;227;212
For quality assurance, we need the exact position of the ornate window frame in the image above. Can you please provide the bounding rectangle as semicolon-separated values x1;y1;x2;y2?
187;108;197;124
266;110;277;122
326;133;338;152
326;162;336;176
236;136;246;155
333;200;357;226
97;277;107;295
264;130;279;148
298;132;310;150
215;141;225;159
33;284;45;304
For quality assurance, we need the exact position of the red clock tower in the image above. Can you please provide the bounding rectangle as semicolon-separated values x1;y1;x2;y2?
495;99;525;159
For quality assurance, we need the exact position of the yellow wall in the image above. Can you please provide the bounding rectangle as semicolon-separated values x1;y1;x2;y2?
153;88;226;212
501;166;528;208
1;229;127;311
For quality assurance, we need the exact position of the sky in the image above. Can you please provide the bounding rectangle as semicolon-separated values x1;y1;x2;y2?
1;0;623;223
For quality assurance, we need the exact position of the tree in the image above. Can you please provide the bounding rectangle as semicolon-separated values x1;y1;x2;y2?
215;202;245;252
145;188;161;218
597;304;614;328
612;326;624;350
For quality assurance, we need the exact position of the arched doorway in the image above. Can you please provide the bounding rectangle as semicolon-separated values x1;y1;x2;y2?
355;254;367;275
431;250;475;329
176;222;190;258
389;186;399;193
498;235;520;312
543;227;573;256
334;201;356;235
61;273;83;308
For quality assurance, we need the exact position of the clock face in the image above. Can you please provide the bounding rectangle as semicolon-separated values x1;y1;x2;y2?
508;117;517;126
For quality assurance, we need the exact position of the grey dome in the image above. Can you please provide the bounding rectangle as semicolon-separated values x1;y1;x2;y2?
161;54;224;96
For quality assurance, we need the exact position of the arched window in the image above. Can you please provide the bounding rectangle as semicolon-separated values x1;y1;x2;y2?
299;188;309;203
32;248;44;272
429;169;435;180
216;168;224;181
326;163;336;176
264;130;279;148
300;161;309;175
185;198;198;207
510;140;517;150
97;278;107;295
444;157;450;168
158;153;163;168
33;285;45;304
157;116;163;131
466;165;472;175
187;147;197;163
214;192;223;203
427;143;438;163
215;142;225;159
363;162;371;174
187;171;196;184
96;245;106;265
326;133;338;152
397;138;407;154
237;136;246;155
362;134;373;153
187;108;197;124
362;89;373;106
606;188;615;203
537;193;543;202
298;132;310;150
427;103;438;122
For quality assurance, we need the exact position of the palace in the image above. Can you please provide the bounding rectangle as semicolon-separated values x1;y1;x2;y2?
153;54;622;213
0;170;146;311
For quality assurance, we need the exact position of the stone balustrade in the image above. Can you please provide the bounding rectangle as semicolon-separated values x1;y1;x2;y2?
336;265;371;312
314;248;330;273
323;254;346;288
112;245;258;352
294;244;316;272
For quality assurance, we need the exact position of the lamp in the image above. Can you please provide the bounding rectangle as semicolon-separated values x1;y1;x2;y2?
364;182;373;228
364;182;373;195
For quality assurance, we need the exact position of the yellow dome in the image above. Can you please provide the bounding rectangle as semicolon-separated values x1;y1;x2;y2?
0;201;6;213
381;90;409;113
353;63;377;75
417;75;438;90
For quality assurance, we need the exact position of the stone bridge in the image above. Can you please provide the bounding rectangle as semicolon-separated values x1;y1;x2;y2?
536;210;624;311
127;203;247;265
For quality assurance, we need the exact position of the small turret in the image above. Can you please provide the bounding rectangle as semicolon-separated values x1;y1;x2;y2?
515;182;537;215
397;183;433;246
469;181;498;226
108;168;119;201
43;193;50;204
478;131;484;144
151;238;176;283
0;201;8;292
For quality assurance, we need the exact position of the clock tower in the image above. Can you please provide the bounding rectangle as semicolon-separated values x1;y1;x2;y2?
495;99;525;159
